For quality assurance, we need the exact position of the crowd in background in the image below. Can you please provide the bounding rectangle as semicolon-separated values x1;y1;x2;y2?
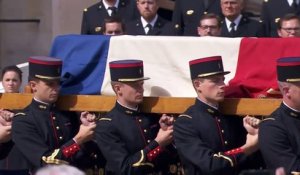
81;0;300;38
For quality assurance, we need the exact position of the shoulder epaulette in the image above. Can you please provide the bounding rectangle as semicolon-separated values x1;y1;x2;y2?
14;112;26;117
99;118;112;121
178;114;192;119
260;117;275;123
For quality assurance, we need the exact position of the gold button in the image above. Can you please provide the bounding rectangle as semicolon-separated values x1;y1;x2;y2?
144;129;147;133
147;140;151;143
224;141;228;145
139;119;142;122
56;126;60;130
53;117;56;120
154;151;157;154
94;154;98;158
218;119;221;122
221;130;224;133
59;136;63;140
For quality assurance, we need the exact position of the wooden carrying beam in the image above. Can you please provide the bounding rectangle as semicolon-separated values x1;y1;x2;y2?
0;93;281;116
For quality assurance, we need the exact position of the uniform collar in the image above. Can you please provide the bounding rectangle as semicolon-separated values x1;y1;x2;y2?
195;98;221;115
115;101;140;116
32;98;55;111
225;14;242;31
287;0;299;6
281;102;300;118
103;0;120;9
141;15;158;28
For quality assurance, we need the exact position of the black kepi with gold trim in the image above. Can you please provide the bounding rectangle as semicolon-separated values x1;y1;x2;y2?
29;56;62;80
277;57;300;82
109;59;149;82
189;56;230;79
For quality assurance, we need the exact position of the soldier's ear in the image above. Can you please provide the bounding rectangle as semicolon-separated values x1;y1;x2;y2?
193;79;201;88
29;81;37;92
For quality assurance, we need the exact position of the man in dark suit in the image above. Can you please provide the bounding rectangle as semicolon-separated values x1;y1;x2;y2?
102;16;125;35
12;56;104;174
261;0;300;37
81;0;139;35
259;57;300;174
95;59;180;174
197;13;222;36
277;13;300;37
220;0;265;37
172;0;222;36
126;0;176;36
174;56;262;175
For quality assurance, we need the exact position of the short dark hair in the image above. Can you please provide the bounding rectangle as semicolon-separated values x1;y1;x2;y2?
199;13;221;28
1;65;22;81
102;16;126;34
277;13;300;29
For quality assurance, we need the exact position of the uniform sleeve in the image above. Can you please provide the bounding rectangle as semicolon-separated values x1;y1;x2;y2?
174;115;246;174
259;120;300;173
81;9;89;34
96;119;162;174
172;0;183;35
0;141;13;159
260;1;271;37
12;115;81;168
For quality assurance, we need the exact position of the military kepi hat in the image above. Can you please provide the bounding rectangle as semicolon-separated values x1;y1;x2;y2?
277;57;300;82
109;59;150;82
189;56;230;79
29;56;62;80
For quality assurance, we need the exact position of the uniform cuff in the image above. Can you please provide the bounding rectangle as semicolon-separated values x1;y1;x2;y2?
62;140;81;158
144;140;163;162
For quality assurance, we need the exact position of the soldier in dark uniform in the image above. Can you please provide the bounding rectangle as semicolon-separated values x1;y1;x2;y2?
174;56;262;175
95;59;180;174
0;110;30;175
259;57;300;174
126;0;176;36
261;0;300;37
81;0;139;35
172;0;222;36
220;0;265;37
11;56;104;174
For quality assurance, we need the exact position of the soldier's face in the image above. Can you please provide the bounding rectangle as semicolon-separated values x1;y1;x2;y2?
2;71;21;93
278;19;300;38
137;0;158;21
30;79;60;104
115;80;144;108
221;0;243;20
285;82;300;110
198;18;221;36
194;75;226;106
104;22;124;35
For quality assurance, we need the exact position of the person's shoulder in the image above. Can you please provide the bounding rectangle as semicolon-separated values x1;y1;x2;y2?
97;109;117;124
175;105;196;123
14;112;27;118
83;1;103;14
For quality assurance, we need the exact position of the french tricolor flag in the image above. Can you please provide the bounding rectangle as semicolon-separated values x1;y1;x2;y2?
50;35;300;98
